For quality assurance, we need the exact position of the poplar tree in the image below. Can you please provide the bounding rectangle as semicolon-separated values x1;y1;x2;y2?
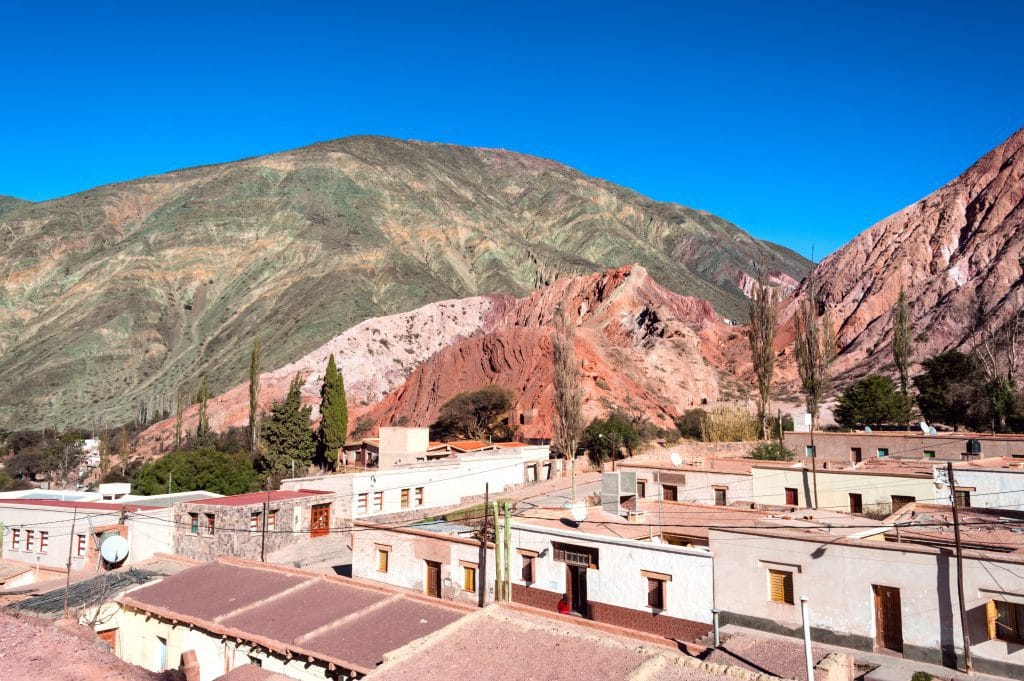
249;339;262;454
794;274;837;433
552;305;583;462
317;354;348;468
747;268;778;439
892;287;912;396
195;377;212;447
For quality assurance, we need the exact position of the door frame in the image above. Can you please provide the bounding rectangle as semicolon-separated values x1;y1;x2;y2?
566;564;588;617
425;560;442;598
873;584;904;653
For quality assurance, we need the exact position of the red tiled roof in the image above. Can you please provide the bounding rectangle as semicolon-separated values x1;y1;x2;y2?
189;490;333;507
0;499;160;512
445;440;492;452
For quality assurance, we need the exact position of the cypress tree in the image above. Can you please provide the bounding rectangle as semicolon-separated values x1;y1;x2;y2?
195;377;212;447
261;373;315;481
318;354;348;468
249;339;262;454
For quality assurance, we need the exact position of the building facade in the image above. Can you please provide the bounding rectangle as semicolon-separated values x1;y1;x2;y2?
784;431;1024;464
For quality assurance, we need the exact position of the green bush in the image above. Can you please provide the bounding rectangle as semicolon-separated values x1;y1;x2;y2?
132;447;262;496
750;442;795;461
910;672;932;681
700;406;759;442
675;409;706;440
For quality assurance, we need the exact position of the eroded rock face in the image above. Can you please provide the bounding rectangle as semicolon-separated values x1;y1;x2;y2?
135;266;728;454
784;127;1024;379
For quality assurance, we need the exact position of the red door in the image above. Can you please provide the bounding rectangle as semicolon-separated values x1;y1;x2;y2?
785;488;799;505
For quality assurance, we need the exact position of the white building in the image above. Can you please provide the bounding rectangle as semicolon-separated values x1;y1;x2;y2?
932;457;1024;509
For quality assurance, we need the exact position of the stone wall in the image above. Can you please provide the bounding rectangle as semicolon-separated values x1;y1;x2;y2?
174;494;337;562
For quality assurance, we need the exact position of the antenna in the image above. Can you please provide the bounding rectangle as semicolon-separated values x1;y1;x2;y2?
99;533;129;566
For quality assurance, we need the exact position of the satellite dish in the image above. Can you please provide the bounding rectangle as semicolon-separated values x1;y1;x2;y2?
670;452;683;468
919;421;930;434
864;426;872;433
929;427;938;436
570;503;588;523
100;533;129;565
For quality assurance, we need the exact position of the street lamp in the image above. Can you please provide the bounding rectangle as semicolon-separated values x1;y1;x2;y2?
597;433;619;471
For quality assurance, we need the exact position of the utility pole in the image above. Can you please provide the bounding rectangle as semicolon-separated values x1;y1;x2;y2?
64;507;78;617
503;501;512;601
947;462;973;674
809;428;819;509
479;484;489;608
260;490;269;563
492;501;503;602
570;448;576;503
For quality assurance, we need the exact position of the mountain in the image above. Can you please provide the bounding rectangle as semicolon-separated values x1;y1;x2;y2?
786;127;1024;378
0;136;808;431
0;195;30;217
134;266;732;456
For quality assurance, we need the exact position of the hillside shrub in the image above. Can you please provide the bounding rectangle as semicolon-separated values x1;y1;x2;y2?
700;406;759;442
750;442;795;461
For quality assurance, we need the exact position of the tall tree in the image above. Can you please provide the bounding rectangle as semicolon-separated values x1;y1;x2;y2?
747;267;778;439
260;373;315;482
195;377;212;446
551;305;584;499
835;374;912;429
317;354;348;469
892;287;912;396
914;350;983;432
249;339;262;454
794;275;836;433
174;385;185;449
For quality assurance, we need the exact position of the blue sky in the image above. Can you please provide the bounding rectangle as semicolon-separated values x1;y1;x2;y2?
1;1;1021;259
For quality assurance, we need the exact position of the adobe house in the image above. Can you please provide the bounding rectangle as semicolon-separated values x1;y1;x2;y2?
784;430;1024;464
174;489;336;562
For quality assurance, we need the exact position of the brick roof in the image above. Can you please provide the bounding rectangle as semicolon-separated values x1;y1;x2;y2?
189;490;333;507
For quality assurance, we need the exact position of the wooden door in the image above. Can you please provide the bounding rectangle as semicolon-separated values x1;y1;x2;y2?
425;560;442;598
310;503;330;538
874;585;904;652
785;488;799;505
567;564;588;616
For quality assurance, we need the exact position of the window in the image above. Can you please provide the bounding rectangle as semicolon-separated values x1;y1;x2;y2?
805;445;815;458
768;569;794;604
519;551;537;583
204;513;216;536
877;448;889;458
850;447;862;462
414;487;424;506
849;493;863;514
552;542;599;568
25;530;35;552
954;490;971;508
662;485;677;501
267;510;278;531
989;600;1024;644
890;495;915;512
189;513;199;535
714;487;727;506
250;512;261;532
39;531;48;553
401;488;410;509
357;493;368;514
376;544;390;573
11;529;20;551
636;480;646;498
642;570;670;610
373;491;384;512
76;534;87;558
924;450;935;459
462;562;477;592
784;488;799;506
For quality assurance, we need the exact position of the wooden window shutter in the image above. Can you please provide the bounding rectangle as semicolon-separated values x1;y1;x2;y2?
986;600;998;640
463;565;476;592
769;569;793;604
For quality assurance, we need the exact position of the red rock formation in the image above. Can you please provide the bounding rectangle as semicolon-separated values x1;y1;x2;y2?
781;127;1024;380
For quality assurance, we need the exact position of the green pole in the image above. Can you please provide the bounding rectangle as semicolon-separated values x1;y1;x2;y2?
492;501;503;602
503;501;512;602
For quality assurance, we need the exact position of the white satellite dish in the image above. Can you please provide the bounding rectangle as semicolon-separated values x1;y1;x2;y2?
929;426;938;436
919;421;930;434
864;426;872;433
99;533;129;565
570;503;588;523
670;452;683;468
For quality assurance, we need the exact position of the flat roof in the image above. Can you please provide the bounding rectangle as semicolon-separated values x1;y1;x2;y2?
189;490;333;507
0;498;160;512
120;559;472;674
619;458;757;475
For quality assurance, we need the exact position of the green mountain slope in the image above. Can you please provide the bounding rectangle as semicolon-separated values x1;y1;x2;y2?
0;136;809;430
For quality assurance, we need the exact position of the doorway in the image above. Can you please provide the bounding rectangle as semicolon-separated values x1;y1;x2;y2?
873;585;904;653
425;560;442;598
566;565;588;616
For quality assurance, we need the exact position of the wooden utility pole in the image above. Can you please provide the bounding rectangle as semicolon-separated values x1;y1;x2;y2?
947;462;973;674
503;502;512;601
809;429;819;509
260;491;269;563
479;484;489;608
63;507;78;617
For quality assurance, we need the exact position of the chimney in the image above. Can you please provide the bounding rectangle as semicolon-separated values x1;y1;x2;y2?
182;650;200;681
